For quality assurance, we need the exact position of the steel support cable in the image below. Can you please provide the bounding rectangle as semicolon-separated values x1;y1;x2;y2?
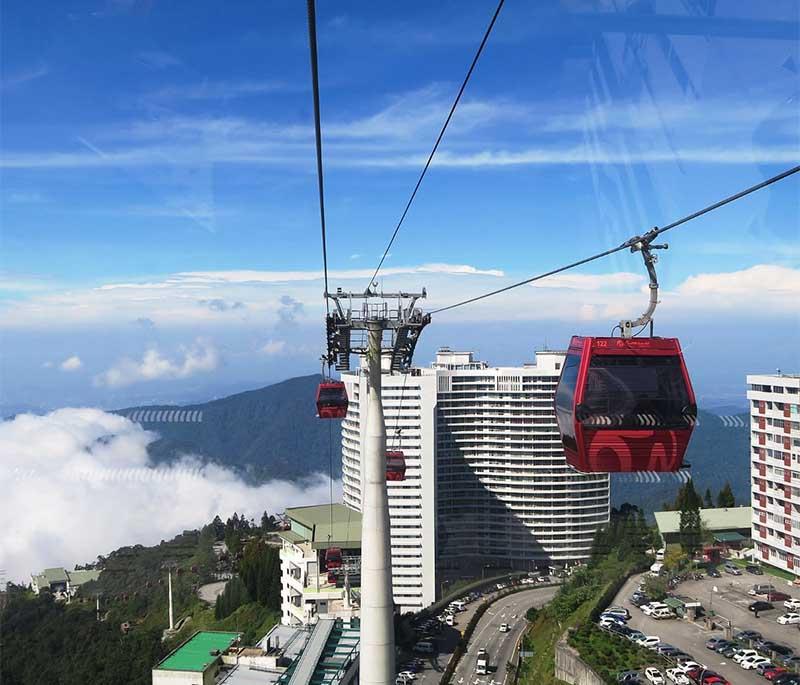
306;0;330;315
430;163;800;315
367;0;506;289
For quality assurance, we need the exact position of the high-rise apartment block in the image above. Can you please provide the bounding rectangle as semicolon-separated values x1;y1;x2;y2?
748;373;800;576
342;348;610;613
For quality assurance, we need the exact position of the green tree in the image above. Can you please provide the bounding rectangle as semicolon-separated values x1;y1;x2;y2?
704;488;714;508
716;482;735;508
678;479;702;557
239;540;282;612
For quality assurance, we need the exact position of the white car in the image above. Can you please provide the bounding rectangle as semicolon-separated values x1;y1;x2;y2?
397;671;417;681
636;636;661;649
784;598;800;611
676;661;704;674
499;623;509;632
600;613;626;624
740;655;771;670
644;667;665;684
733;648;759;663
777;612;800;624
665;668;690;684
642;603;669;616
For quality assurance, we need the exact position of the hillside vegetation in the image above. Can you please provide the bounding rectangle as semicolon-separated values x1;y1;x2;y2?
0;518;281;685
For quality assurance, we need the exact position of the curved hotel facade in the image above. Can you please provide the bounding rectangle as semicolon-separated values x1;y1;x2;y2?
341;348;610;614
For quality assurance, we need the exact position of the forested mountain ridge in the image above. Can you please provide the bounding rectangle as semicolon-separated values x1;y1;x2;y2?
118;373;342;482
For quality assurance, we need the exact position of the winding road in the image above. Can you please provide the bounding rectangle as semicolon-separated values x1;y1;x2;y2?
451;586;558;685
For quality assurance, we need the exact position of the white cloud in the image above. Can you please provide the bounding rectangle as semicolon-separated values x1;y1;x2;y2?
670;264;800;309
95;339;219;387
355;145;800;169
260;340;287;356
0;408;340;582
1;88;796;170
59;356;83;372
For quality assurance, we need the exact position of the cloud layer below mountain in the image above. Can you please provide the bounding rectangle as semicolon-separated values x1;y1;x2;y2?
0;408;340;582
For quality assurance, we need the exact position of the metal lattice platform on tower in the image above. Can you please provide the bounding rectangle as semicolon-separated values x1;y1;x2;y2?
325;288;430;372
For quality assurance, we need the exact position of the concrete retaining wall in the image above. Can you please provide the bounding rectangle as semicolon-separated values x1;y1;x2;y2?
554;634;605;685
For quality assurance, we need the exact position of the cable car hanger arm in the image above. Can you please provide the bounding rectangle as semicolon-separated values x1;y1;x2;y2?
619;230;668;338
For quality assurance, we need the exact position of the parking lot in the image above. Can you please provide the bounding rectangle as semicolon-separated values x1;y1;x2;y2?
611;573;800;685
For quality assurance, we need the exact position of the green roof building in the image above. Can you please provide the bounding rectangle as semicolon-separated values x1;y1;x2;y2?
654;506;752;546
153;631;240;685
279;504;361;626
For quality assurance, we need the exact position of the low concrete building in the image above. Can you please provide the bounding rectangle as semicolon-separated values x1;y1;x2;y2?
653;506;752;547
278;504;361;626
31;567;101;599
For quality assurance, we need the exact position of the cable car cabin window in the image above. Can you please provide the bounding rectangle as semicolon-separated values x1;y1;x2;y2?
318;387;344;405
581;355;691;429
555;353;580;450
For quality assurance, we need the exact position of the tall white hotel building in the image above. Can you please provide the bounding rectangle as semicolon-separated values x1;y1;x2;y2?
747;374;800;577
341;348;610;614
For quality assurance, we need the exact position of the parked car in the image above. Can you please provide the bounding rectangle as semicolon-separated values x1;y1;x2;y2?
644;667;665;684
636;636;661;649
733;648;759;663
652;608;675;620
665;668;691;684
735;629;762;641
763;643;795;657
764;668;790;681
617;671;643;684
723;563;742;575
605;606;631;619
767;591;791;602
746;564;765;575
626;630;646;642
777;613;800;625
784;598;800;611
773;675;800;685
750;583;777;595
676;661;705;673
719;644;740;658
643;602;669;616
749;601;774;612
714;640;738;654
707;566;721;578
705;636;728;649
741;655;771;670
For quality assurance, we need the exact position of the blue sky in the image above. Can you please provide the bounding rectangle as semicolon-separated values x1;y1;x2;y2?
1;0;799;410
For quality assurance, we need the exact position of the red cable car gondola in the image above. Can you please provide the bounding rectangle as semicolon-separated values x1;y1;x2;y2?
324;547;343;569
555;336;696;473
386;451;406;481
316;381;348;419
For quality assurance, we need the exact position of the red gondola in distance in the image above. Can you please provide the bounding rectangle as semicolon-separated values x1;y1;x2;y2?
554;336;697;473
316;381;348;419
386;451;406;482
325;547;343;569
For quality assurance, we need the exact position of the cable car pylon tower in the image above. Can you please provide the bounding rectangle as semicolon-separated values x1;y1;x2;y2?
325;285;429;685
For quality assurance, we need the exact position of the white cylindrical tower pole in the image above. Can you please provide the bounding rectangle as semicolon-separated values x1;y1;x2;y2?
359;322;395;685
168;569;175;631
